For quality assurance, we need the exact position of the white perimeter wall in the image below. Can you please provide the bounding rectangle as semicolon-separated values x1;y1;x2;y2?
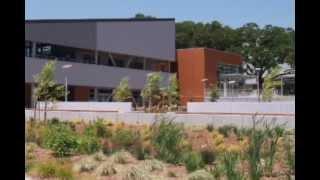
25;110;295;129
38;102;132;113
187;102;295;114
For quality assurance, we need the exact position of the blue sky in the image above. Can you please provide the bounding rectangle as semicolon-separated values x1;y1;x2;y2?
26;0;294;28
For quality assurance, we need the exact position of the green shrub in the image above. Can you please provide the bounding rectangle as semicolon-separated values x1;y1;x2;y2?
43;123;78;157
184;151;205;172
36;161;73;180
265;125;285;175
200;149;216;164
77;135;101;154
26;122;47;145
284;134;295;174
167;171;177;177
85;119;111;138
151;116;185;164
188;169;214;180
112;128;138;148
246;117;268;180
218;125;238;137
206;124;214;132
223;152;244;180
209;163;225;179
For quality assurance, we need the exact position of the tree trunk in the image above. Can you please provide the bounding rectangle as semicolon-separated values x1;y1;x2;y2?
148;98;152;112
33;100;37;122
44;101;47;123
258;71;264;102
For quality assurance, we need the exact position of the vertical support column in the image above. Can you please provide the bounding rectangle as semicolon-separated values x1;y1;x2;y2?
168;61;171;73
94;88;98;101
31;83;35;108
94;51;98;64
32;42;36;57
223;80;227;97
143;58;147;70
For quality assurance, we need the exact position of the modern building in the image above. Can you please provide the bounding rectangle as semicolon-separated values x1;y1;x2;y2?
25;18;245;108
25;18;176;108
177;48;243;105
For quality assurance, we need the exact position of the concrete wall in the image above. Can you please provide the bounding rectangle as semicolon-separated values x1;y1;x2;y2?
38;102;132;113
96;21;175;61
26;19;176;61
26;21;97;50
187;102;295;114
25;110;295;129
25;57;172;89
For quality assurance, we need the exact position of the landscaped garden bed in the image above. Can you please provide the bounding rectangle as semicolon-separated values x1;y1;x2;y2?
26;116;295;180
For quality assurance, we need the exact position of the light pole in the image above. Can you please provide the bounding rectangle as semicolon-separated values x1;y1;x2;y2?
201;78;208;102
62;64;72;102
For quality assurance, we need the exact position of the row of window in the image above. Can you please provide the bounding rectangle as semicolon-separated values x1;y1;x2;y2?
25;41;171;72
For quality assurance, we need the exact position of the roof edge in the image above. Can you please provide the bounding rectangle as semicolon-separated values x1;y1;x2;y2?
25;18;175;23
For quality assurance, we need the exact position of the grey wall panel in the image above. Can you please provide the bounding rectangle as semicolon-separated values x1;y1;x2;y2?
25;22;97;50
25;57;172;90
96;21;175;61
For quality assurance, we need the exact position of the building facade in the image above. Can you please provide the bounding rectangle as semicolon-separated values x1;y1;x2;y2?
177;48;243;105
25;18;176;108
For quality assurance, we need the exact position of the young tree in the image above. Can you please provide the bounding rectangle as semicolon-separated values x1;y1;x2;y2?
113;77;132;102
208;84;219;102
262;66;282;102
141;72;162;112
33;61;65;122
167;74;179;110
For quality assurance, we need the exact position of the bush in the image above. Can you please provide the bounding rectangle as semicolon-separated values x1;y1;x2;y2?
112;128;138;148
200;149;216;164
92;151;107;161
184;151;205;172
111;150;132;164
188;169;214;180
77;135;101;154
95;162;117;176
122;166;151;180
206;124;214;132
218;125;238;137
36;161;73;180
139;159;165;172
73;157;98;173
43;123;78;157
151;116;185;164
223;152;244;180
26;122;47;145
132;136;150;160
85;119;111;138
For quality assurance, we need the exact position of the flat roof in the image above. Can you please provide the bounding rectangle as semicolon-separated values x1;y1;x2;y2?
176;47;242;57
26;18;175;23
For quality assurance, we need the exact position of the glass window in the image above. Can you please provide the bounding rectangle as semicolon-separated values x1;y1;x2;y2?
25;41;32;57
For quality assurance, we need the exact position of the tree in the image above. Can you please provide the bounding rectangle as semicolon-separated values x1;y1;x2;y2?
141;72;162;112
134;13;156;19
208;84;219;102
167;74;179;110
262;66;282;101
113;77;132;102
33;61;65;122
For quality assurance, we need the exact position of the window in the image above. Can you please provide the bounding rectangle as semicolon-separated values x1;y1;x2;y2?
89;89;95;101
218;63;240;74
25;41;32;57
